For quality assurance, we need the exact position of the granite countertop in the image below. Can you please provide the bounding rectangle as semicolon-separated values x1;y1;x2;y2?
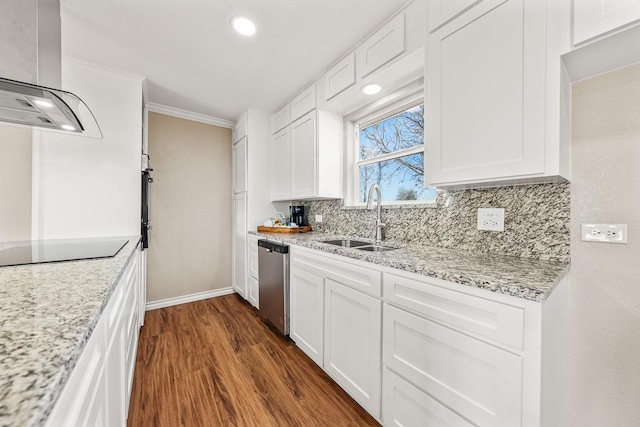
250;231;570;303
0;236;141;427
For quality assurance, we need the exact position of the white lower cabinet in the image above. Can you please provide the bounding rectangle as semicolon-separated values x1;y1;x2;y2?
383;304;522;426
45;244;143;427
290;266;325;366
324;279;382;418
290;245;568;427
383;368;474;427
232;192;248;298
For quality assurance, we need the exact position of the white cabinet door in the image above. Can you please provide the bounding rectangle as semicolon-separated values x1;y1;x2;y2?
357;13;406;78
574;0;640;44
383;304;523;427
232;137;247;194
324;279;382;419
269;127;292;202
428;0;482;32
271;104;291;134
290;266;325;366
105;312;126;427
233;111;247;143
323;53;356;101
248;275;259;309
248;235;259;280
426;0;547;186
232;193;248;298
382;368;474;427
290;111;317;199
290;84;317;122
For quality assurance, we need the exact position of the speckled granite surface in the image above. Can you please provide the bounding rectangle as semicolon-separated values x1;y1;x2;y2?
295;182;570;262
250;231;569;303
0;236;141;427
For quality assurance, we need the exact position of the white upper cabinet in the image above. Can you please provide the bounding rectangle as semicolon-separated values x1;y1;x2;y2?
290;112;317;199
271;104;291;134
269;127;292;201
428;0;482;32
357;13;406;78
290;84;317;122
323;53;356;101
574;0;640;45
233;111;247;143
426;0;571;188
232;137;247;194
271;110;342;202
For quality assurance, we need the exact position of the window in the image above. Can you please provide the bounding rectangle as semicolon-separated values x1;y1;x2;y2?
354;102;436;204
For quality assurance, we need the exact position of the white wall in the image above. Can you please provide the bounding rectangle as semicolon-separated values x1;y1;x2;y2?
0;125;32;241
33;58;143;239
570;63;640;426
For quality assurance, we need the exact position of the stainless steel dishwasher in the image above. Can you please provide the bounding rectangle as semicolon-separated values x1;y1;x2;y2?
257;239;289;335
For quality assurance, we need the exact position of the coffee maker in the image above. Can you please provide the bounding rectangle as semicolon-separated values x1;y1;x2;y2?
290;205;305;226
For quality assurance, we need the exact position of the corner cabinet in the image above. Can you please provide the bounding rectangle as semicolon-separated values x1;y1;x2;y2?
425;0;571;188
289;245;568;426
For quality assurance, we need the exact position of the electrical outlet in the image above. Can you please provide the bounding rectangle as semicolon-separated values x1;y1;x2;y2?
315;215;323;223
477;208;505;232
582;224;627;244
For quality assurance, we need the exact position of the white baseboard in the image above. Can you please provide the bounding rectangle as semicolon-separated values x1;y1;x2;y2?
146;287;235;311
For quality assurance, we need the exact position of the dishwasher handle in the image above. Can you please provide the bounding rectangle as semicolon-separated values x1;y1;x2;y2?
257;239;289;254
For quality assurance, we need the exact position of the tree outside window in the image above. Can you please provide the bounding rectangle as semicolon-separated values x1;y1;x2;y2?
357;104;436;203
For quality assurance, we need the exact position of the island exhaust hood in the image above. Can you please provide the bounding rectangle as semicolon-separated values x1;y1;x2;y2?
0;0;102;138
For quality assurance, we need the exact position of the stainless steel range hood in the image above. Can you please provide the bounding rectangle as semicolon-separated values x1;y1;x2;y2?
0;0;102;138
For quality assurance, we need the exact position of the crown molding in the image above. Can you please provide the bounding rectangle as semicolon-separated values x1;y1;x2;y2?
147;103;235;128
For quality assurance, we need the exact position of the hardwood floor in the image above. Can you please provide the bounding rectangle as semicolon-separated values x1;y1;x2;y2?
127;294;380;426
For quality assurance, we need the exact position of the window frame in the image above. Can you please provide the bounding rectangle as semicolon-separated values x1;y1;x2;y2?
345;91;433;207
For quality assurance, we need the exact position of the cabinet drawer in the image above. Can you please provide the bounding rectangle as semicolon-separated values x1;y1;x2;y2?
271;104;291;134
382;368;474;427
290;84;317;121
324;53;356;100
383;304;523;427
357;13;406;78
291;247;382;297
428;0;483;32
383;272;524;349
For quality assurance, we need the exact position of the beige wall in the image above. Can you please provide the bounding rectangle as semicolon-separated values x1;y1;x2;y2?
0;125;32;241
147;112;232;302
570;63;640;426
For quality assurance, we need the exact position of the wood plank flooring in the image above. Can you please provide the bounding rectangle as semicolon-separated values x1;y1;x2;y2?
127;294;380;426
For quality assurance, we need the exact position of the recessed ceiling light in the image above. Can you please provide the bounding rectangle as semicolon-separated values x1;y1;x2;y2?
61;124;76;131
34;99;54;108
362;83;381;95
231;16;256;36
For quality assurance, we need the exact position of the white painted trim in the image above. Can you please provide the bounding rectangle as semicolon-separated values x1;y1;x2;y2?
145;287;236;311
147;102;234;128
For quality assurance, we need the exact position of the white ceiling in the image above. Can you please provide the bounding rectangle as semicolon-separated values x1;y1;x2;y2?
59;0;409;122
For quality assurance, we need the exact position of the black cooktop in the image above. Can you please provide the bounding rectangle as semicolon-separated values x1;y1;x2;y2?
0;239;128;267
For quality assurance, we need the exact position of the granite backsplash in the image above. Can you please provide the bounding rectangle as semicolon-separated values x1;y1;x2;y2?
294;182;570;262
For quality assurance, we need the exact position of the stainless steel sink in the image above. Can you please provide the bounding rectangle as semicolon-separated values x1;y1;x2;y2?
356;245;398;252
321;239;371;248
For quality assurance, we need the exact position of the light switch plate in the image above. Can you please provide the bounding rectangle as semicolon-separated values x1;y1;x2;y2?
477;208;505;232
315;215;323;223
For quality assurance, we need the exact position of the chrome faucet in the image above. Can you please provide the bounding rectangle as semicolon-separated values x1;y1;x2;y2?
366;184;384;245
